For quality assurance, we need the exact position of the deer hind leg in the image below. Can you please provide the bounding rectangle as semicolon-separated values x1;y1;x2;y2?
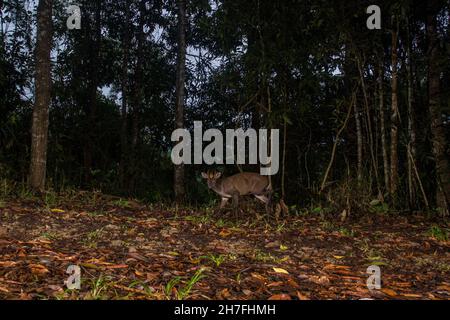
254;194;269;203
255;193;272;215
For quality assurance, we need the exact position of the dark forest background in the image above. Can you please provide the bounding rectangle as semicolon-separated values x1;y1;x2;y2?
0;0;449;215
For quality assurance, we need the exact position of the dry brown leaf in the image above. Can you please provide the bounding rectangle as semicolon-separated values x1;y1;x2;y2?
0;261;18;267
310;275;330;285
242;289;253;296
219;229;231;237
402;293;422;298
268;293;291;300
323;264;351;270
267;281;284;287
296;291;310;300
219;288;231;299
287;278;301;289
436;284;450;292
0;286;10;293
251;273;266;282
381;288;398;297
29;264;49;275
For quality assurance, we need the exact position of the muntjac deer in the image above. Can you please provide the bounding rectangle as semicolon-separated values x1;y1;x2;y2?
201;170;272;215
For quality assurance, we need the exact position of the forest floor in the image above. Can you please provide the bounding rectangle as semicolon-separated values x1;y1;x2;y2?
0;192;449;300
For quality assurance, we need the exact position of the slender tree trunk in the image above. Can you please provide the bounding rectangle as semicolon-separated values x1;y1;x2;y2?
281;115;287;200
390;15;399;202
119;2;130;189
320;93;354;193
174;0;187;203
406;17;417;208
357;57;381;197
427;1;450;214
29;0;53;191
354;95;363;183
378;62;390;194
83;0;101;185
128;0;146;192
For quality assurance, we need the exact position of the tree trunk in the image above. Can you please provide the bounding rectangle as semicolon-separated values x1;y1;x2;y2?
119;1;130;189
354;95;363;183
357;56;381;197
378;62;390;194
406;17;417;208
427;1;450;214
83;0;101;185
390;15;399;202
174;0;187;204
128;0;146;192
29;0;53;191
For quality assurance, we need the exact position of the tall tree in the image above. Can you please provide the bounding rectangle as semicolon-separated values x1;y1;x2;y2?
174;0;187;203
354;95;363;183
378;62;390;194
128;0;146;191
426;0;450;214
119;1;131;189
29;0;53;190
83;0;102;185
390;14;399;202
406;15;417;208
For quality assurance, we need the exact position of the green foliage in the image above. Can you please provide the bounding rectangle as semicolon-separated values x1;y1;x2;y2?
201;254;226;267
164;268;206;300
338;227;355;237
88;275;111;300
82;228;105;248
426;226;449;242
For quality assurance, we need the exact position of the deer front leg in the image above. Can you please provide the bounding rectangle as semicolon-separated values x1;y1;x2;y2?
231;192;239;220
216;197;229;213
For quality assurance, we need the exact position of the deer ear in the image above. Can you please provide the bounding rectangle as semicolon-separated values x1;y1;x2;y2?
201;172;208;179
214;171;222;179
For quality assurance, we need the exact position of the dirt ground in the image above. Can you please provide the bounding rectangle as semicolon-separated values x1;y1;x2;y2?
0;193;449;300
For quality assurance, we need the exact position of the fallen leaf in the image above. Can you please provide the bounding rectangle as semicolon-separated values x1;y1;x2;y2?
287;278;301;289
48;285;63;291
310;275;330;285
265;241;280;249
273;267;289;274
402;293;422;298
242;289;253;296
296;291;310;300
0;261;18;267
218;288;231;299
134;270;145;277
437;284;450;292
50;208;65;213
251;273;266;282
0;286;10;293
104;264;128;269
29;264;49;275
323;264;351;270
381;288;398;297
267;281;284;287
219;229;231;237
268;293;291;300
